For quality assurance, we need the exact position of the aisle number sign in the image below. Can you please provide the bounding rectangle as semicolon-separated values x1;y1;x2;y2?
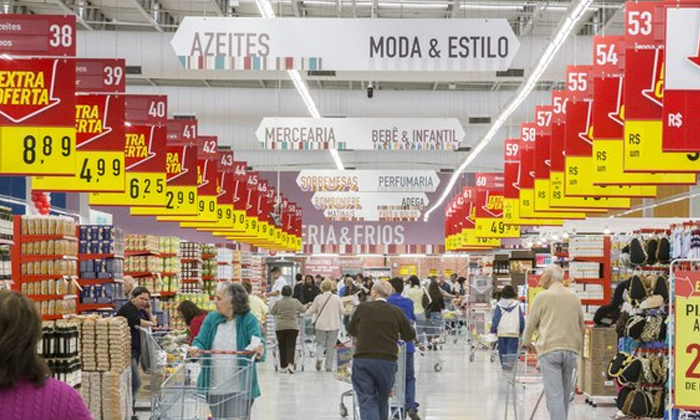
673;270;700;410
0;14;76;57
0;59;76;175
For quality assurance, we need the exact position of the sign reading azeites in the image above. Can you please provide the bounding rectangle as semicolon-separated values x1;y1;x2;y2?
171;18;520;72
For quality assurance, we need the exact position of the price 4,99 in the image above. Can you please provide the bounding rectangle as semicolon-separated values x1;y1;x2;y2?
79;155;122;184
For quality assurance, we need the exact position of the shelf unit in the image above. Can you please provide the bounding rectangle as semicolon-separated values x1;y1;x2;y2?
76;224;125;314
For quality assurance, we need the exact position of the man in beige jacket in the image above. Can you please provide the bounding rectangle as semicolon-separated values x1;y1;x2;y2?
523;265;585;420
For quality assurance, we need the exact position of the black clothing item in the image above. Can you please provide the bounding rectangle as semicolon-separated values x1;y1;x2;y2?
292;282;304;301
276;329;299;368
117;301;144;358
300;285;321;305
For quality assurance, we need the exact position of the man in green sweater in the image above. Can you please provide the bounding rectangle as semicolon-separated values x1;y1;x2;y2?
347;280;416;420
523;264;585;420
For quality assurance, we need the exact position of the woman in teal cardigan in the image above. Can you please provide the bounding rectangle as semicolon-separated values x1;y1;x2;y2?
191;282;265;418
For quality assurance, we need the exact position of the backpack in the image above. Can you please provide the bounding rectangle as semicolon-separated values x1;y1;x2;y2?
657;236;671;265
645;237;659;265
629;237;648;266
497;304;521;337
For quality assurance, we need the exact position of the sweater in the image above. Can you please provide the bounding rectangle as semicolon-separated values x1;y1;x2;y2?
188;313;208;344
191;311;265;399
403;286;425;315
270;296;305;330
523;282;585;356
305;291;344;331
0;379;93;420
347;300;416;361
386;293;417;354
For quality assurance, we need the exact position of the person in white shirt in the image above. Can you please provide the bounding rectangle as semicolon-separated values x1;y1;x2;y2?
306;279;345;372
265;267;288;307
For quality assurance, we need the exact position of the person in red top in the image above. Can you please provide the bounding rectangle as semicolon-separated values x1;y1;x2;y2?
177;300;209;344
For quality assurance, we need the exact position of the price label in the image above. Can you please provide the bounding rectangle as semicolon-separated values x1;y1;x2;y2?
461;229;501;247
33;151;124;192
529;180;588;218
549;172;630;209
624;121;700;172
90;172;167;207
474;219;521;238
502;197;564;226
0;126;75;175
131;186;197;216
673;270;700;410
0;15;76;56
564;156;656;197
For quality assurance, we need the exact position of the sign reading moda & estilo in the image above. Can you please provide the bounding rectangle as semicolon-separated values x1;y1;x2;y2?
257;118;466;150
171;18;520;72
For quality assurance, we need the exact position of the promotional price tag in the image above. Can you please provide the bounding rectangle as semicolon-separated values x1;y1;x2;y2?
75;59;125;93
0;14;76;57
673;270;700;410
0;126;75;175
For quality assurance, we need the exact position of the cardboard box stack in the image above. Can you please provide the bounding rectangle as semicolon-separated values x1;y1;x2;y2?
582;327;618;397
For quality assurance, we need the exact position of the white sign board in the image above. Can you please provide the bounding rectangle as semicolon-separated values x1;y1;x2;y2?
665;8;700;90
324;208;422;221
257;118;465;150
297;170;440;193
171;18;520;72
311;192;429;211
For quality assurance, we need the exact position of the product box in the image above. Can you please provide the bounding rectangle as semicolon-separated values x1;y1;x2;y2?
582;358;616;397
584;327;618;361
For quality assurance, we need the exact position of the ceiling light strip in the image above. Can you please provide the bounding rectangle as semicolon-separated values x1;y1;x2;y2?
330;149;345;170
422;0;595;222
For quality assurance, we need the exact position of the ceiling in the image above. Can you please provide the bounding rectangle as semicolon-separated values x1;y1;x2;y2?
3;0;626;175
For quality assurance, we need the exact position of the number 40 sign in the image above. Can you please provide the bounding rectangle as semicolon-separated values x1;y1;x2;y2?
674;270;700;410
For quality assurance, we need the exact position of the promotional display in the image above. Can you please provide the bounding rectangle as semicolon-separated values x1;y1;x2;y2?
296;170;440;192
673;270;700;411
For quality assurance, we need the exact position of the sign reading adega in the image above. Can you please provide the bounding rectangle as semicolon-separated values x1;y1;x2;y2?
171;18;520;72
311;192;429;212
257;118;465;151
297;170;440;193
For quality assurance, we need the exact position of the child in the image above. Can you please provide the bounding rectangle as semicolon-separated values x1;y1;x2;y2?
490;285;524;370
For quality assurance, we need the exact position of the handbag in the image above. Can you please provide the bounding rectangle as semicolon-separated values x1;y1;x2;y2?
313;294;333;329
421;286;432;311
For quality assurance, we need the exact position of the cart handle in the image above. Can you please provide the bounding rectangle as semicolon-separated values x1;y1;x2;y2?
198;350;257;355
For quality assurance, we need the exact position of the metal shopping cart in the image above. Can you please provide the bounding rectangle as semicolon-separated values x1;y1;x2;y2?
266;315;310;371
337;341;407;419
466;302;497;363
140;327;257;420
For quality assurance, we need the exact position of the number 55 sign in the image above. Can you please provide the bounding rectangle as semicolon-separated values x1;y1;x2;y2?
674;270;700;410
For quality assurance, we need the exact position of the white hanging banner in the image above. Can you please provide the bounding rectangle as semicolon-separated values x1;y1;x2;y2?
311;192;429;211
171;17;520;72
324;208;422;222
256;118;466;150
297;170;440;193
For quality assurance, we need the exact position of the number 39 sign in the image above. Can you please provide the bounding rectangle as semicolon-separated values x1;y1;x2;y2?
674;270;700;410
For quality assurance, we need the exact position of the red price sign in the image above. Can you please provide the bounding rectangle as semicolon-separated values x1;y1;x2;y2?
75;59;125;93
167;118;198;144
550;91;569;172
125;95;168;126
0;15;76;57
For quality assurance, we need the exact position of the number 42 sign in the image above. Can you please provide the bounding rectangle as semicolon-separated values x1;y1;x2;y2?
674;270;700;410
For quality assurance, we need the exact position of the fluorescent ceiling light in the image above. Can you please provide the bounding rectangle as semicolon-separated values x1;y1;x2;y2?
423;0;594;222
329;149;345;170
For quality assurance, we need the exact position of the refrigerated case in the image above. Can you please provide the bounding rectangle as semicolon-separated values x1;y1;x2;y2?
265;258;301;289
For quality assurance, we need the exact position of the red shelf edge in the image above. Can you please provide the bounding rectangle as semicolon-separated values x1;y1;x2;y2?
181;278;202;283
181;258;202;263
125;250;161;257
22;235;78;243
78;303;115;311
202;254;217;260
123;272;158;278
79;254;124;261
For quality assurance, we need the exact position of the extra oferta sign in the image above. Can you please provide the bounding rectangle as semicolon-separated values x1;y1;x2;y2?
171;18;520;72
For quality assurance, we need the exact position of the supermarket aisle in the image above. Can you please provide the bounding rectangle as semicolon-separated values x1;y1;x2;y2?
249;347;618;420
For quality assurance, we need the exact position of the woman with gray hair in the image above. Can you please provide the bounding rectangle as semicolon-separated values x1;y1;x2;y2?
191;282;265;419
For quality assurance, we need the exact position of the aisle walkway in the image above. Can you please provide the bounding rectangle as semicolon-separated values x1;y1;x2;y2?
251;347;618;420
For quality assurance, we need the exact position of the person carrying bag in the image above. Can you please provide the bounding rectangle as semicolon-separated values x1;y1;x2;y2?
306;280;345;371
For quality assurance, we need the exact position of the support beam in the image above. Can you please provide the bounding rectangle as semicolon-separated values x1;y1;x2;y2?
290;0;301;16
336;0;342;17
210;0;225;16
351;0;357;18
52;0;93;30
129;0;178;32
448;0;459;18
371;0;378;18
432;81;439;91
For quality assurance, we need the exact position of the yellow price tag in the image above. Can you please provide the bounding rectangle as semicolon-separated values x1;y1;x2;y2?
90;172;166;207
522;186;587;218
593;140;696;185
624;120;700;172
0;126;76;175
565;156;656;197
160;195;218;224
474;219;521;238
461;229;501;247
503;198;564;226
550;172;630;209
33;151;124;192
131;185;198;216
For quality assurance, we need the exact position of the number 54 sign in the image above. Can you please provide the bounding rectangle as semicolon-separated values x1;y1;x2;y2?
674;270;700;410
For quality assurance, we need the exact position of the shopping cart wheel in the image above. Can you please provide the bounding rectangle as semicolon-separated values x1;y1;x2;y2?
490;353;496;363
469;354;475;362
434;362;443;372
340;403;348;417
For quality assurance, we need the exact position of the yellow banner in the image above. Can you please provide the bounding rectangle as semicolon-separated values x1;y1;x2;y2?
90;172;167;207
131;185;198;216
524;185;587;218
565;156;656;197
158;195;218;224
0;126;76;175
625;120;700;172
503;197;564;226
461;229;500;247
550;172;630;209
674;290;700;409
474;218;521;238
33;150;124;192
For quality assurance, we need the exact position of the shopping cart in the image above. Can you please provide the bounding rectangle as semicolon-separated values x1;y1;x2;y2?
466;303;497;363
337;341;407;419
140;327;257;420
266;315;310;371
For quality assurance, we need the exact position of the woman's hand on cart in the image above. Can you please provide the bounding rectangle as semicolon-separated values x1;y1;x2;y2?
522;343;536;354
187;346;201;358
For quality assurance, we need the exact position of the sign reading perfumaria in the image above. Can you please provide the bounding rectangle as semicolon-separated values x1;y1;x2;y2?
257;118;465;150
297;170;440;193
171;18;519;72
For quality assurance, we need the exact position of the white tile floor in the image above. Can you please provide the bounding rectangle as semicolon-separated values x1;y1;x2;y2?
138;345;619;420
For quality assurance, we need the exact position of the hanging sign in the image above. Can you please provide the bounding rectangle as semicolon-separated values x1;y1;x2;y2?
172;18;520;72
0;14;76;57
472;173;520;238
296;170;440;192
454;188;500;249
257;118;465;150
673;270;700;410
311;191;429;212
75;59;125;94
0;58;76;175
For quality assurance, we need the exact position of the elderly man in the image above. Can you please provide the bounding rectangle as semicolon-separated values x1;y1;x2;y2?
123;275;136;298
523;265;585;420
347;280;416;420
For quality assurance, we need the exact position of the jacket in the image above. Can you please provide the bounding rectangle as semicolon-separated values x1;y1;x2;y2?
270;296;305;330
403;286;426;315
306;291;345;331
191;311;265;399
490;299;524;338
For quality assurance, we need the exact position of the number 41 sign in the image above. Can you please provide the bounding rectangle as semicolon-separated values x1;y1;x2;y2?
674;270;700;410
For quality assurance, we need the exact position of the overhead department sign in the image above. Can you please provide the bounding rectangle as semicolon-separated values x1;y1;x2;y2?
296;170;440;193
171;18;520;72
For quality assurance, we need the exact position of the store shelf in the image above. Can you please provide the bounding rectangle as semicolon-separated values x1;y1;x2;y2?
0;238;14;245
42;314;69;321
202;253;216;260
79;278;121;285
161;272;178;277
124;271;157;278
159;252;178;258
217;261;232;266
125;250;160;257
78;303;115;311
26;294;71;302
79;253;124;261
22;274;76;282
181;258;202;263
21;254;78;263
554;252;569;258
573;278;605;284
157;291;177;297
21;234;78;243
570;256;606;263
581;299;606;306
202;275;215;280
181;278;202;283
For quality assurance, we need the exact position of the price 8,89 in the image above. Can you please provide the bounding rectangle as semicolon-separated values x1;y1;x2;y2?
0;127;76;175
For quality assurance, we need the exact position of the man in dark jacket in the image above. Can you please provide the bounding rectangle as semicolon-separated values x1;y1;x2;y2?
347;281;416;420
292;272;304;302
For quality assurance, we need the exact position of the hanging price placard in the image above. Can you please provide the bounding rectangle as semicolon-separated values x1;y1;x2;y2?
673;270;700;410
75;59;125;94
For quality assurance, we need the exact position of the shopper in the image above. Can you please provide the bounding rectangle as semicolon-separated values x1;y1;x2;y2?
490;285;524;370
116;286;157;417
425;280;446;350
454;276;467;297
338;275;357;297
0;290;92;420
123;275;136;298
403;275;428;346
314;274;324;287
439;275;453;295
387;277;421;420
347;281;416;420
190;282;265;419
270;285;305;373
299;274;321;305
243;281;269;325
306;279;345;372
265;267;287;306
523;265;585;420
292;272;304;302
177;300;208;344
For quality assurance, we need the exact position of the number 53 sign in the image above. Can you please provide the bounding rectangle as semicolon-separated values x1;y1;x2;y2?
674;270;700;410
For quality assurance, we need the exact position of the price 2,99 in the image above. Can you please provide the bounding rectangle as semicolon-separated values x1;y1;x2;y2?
22;134;71;164
166;190;196;210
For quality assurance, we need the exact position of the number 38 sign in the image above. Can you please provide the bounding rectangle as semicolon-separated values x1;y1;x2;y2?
674;270;700;410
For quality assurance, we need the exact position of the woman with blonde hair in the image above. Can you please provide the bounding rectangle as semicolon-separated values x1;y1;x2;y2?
306;279;345;371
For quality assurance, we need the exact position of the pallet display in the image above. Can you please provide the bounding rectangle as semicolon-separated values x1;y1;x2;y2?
217;247;233;281
77;225;125;314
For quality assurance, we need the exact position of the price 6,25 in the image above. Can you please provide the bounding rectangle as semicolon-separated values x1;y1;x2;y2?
22;134;72;165
129;177;164;200
79;157;121;183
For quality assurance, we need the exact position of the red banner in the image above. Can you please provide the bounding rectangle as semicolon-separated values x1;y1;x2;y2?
75;59;125;94
0;15;76;57
76;94;125;151
125;95;167;126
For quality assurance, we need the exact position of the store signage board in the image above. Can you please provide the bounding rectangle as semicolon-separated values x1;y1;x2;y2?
185;150;235;230
663;7;700;152
623;1;700;172
311;192;429;212
90;95;169;207
324;208;422;222
75;59;126;94
673;270;700;410
257;118;465;151
470;173;520;239
172;18;520;72
296;170;440;193
0;58;76;175
452;188;500;248
202;158;248;235
33;94;126;192
0;14;76;57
